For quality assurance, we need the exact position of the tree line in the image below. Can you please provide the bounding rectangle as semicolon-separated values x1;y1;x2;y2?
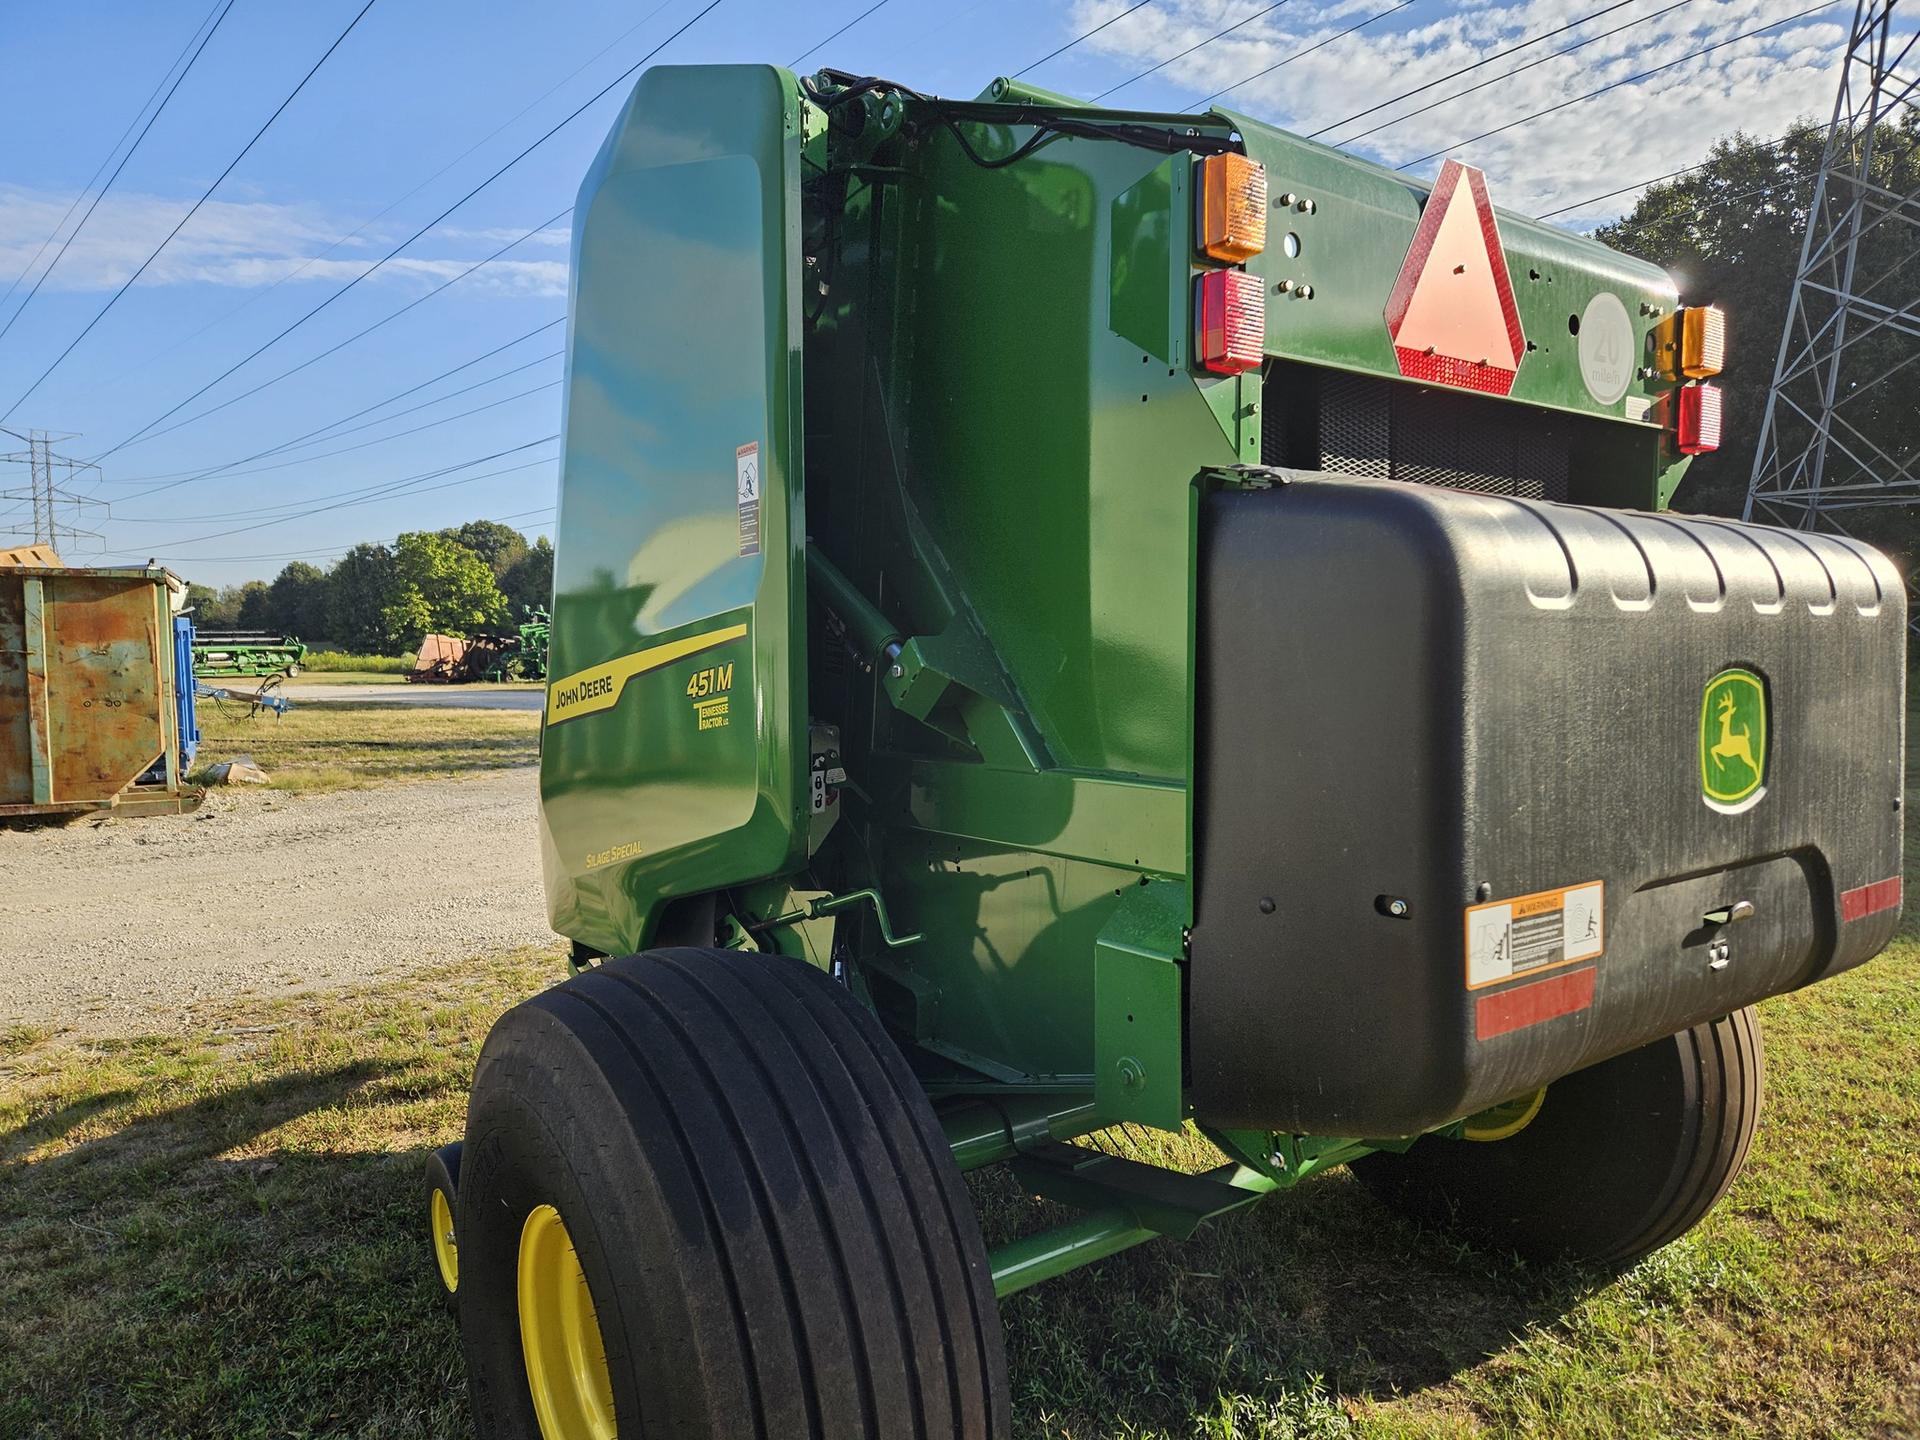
1597;115;1919;556
187;519;553;654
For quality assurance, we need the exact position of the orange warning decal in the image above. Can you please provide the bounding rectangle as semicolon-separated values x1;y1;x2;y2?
1464;880;1604;991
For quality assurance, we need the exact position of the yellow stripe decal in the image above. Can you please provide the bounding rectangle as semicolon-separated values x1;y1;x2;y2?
545;623;749;725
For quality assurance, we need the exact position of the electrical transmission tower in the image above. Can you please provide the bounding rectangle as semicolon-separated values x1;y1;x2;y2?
1744;0;1919;542
0;428;107;555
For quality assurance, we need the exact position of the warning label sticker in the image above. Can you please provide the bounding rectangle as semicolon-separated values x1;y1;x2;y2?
735;442;761;558
1465;881;1604;990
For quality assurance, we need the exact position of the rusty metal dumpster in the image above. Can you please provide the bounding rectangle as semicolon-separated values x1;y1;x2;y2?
0;563;202;818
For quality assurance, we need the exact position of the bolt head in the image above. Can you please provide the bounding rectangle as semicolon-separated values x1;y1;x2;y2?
1387;898;1409;918
888;663;904;679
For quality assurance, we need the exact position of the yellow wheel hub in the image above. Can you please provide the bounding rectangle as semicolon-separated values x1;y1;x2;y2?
518;1203;617;1440
1462;1086;1547;1142
431;1186;460;1294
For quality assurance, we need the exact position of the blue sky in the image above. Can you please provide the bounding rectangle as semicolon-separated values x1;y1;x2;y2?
0;0;1873;585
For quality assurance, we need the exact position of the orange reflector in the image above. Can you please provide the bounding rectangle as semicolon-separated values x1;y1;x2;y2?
1677;383;1721;454
1196;153;1268;263
1196;269;1265;374
1655;304;1726;380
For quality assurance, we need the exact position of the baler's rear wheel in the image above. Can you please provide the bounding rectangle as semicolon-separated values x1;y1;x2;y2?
456;948;1009;1440
1352;1006;1764;1266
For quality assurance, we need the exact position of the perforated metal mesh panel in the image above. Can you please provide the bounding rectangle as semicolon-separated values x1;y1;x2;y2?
1268;367;1572;501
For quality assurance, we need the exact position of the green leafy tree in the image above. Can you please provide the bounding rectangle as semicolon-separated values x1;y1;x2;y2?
1597;117;1920;555
266;561;328;639
234;580;272;631
326;543;400;653
184;582;223;626
191;585;250;629
441;518;528;581
501;534;554;615
380;530;508;649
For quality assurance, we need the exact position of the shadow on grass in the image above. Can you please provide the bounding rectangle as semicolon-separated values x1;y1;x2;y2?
975;1162;1602;1432
0;1060;472;1440
1;1052;1599;1439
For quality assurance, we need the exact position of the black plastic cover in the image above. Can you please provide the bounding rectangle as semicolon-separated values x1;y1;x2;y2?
1189;473;1905;1136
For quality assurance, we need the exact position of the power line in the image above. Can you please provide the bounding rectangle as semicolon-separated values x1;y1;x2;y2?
1015;0;1157;79
64;0;673;411
0;0;227;322
1309;0;1651;142
1537;131;1799;218
92;207;571;464
1;0;382;423
1093;1;1292;102
119;437;561;556
1398;0;1839;170
131;447;555;532
1199;0;1420;106
114;374;562;516
1335;0;1696;148
150;504;557;568
0;0;237;351
100;317;566;489
87;0;728;466
791;0;894;68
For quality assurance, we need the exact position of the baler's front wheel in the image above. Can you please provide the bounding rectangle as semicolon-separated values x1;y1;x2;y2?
456;948;1009;1440
1351;1006;1764;1266
426;1142;462;1299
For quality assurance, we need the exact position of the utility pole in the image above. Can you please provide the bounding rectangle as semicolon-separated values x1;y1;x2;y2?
1743;0;1919;557
0;427;106;555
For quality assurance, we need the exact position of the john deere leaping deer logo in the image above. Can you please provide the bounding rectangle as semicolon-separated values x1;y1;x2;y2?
1700;668;1767;807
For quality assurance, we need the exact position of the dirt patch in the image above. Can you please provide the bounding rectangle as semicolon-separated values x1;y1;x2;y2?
0;770;555;1033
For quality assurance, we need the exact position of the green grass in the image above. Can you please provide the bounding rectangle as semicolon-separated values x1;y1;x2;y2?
188;699;538;793
302;651;415;674
2;939;1917;1438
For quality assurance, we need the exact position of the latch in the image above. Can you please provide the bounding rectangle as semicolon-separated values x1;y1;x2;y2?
1701;898;1752;972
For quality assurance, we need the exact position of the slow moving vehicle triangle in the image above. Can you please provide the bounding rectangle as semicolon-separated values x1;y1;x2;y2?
1385;157;1527;396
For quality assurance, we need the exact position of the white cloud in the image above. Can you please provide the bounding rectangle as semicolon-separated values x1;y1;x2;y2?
1065;0;1881;222
0;189;568;298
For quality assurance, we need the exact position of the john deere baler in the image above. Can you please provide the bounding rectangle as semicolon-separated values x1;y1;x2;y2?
435;65;1905;1440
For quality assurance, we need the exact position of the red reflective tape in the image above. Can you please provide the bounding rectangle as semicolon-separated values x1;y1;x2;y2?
1840;876;1901;922
1466;164;1526;373
1393;346;1516;395
1475;966;1596;1041
1382;160;1463;339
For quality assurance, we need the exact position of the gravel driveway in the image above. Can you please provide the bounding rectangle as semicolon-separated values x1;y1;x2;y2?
0;769;556;1033
279;682;543;710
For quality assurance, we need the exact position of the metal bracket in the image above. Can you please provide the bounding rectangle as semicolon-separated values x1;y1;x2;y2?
988;1141;1275;1297
755;887;923;948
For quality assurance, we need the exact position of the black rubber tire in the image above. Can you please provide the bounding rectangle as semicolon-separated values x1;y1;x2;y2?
1351;1007;1764;1266
426;1142;462;1299
457;948;1009;1440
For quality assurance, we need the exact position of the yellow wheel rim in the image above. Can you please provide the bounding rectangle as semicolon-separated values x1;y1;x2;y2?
1462;1087;1547;1142
431;1186;460;1294
518;1204;617;1440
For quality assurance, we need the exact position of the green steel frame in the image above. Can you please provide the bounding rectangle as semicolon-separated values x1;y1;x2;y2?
190;633;308;679
541;64;1692;1290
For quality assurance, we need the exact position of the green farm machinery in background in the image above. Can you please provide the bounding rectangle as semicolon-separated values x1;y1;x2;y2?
512;605;549;680
424;66;1907;1440
190;630;307;679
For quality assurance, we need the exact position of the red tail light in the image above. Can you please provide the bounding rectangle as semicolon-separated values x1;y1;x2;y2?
1677;384;1722;455
1196;269;1265;375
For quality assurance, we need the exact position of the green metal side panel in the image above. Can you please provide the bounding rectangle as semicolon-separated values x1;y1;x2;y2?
1225;111;1680;426
540;65;811;954
893;128;1236;781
